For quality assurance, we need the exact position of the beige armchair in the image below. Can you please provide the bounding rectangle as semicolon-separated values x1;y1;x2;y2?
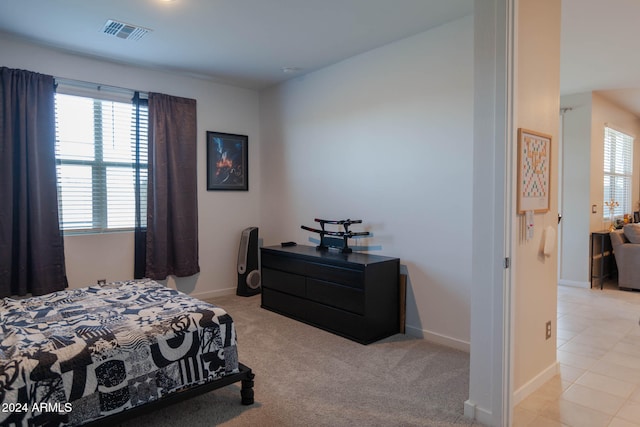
610;227;640;290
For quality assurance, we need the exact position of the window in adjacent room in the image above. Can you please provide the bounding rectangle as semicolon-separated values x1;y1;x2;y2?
54;87;148;233
603;125;634;220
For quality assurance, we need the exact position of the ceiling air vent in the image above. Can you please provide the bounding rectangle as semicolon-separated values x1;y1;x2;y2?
102;19;151;41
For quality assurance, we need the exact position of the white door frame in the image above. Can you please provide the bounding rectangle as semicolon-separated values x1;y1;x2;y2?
467;0;516;425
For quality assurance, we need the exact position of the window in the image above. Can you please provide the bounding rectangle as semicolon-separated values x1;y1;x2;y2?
55;92;148;233
603;126;634;219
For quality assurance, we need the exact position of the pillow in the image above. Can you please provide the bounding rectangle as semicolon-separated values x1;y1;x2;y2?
623;223;640;244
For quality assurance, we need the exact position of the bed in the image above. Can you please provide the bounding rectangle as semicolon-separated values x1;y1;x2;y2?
0;279;254;426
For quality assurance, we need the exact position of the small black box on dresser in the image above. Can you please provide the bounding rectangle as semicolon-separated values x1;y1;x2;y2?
260;245;400;344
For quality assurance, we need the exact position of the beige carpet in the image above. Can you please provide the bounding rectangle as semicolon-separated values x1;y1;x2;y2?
117;293;482;427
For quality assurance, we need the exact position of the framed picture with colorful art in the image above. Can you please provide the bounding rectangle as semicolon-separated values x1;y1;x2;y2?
517;128;551;214
206;131;248;191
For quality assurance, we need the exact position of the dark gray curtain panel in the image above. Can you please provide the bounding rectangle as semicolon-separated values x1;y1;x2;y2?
146;92;199;279
133;92;147;280
0;67;67;297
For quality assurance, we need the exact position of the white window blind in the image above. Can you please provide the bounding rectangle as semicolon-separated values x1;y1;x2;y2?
603;126;634;219
55;92;148;233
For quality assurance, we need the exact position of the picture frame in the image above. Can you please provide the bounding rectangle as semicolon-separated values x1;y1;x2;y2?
206;131;248;191
517;128;551;214
634;211;640;223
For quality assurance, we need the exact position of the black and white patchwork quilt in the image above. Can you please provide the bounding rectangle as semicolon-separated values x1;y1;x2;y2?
0;279;239;426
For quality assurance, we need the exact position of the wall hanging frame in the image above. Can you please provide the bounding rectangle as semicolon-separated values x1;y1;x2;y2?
206;131;248;191
517;128;551;214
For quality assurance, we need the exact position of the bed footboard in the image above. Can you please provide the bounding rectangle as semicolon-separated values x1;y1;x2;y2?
85;363;255;426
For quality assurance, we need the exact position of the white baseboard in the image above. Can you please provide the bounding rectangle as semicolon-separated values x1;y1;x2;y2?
465;363;559;425
558;279;590;289
405;324;470;352
513;361;559;405
463;400;494;425
463;400;476;419
189;287;237;301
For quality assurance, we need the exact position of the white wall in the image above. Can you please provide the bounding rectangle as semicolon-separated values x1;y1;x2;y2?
513;0;561;402
559;92;640;287
1;35;261;299
260;16;474;350
559;93;592;286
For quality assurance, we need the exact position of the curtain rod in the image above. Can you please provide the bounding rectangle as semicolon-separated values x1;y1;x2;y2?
54;76;148;98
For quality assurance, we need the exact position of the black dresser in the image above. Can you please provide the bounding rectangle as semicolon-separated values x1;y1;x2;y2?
260;245;400;344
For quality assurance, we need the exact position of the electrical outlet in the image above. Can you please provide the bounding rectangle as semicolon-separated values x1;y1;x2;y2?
545;321;552;340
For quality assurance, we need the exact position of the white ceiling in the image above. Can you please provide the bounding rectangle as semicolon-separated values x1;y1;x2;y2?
561;0;640;117
0;0;473;89
0;0;638;116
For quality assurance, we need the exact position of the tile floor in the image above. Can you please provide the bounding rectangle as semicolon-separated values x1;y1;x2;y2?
514;281;640;427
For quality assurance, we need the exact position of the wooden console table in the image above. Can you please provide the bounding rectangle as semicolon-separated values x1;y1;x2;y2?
590;231;616;289
260;245;400;344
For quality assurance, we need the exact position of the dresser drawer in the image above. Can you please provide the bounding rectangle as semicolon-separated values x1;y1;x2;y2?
306;278;364;315
305;262;363;289
261;252;308;276
261;267;305;297
261;289;367;343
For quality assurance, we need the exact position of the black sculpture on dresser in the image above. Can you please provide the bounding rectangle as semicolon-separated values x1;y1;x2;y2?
301;218;370;253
